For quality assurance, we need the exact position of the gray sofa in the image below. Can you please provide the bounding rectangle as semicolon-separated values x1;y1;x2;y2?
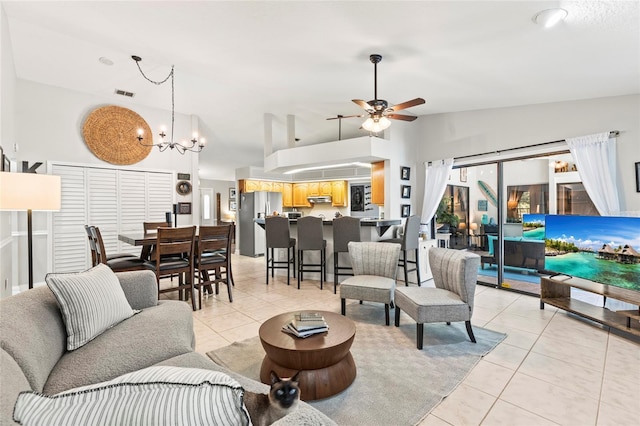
0;270;333;425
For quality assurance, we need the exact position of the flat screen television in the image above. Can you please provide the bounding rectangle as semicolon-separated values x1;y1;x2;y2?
522;214;546;240
544;214;640;291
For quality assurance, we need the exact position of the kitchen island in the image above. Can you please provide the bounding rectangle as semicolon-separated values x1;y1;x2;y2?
254;217;401;238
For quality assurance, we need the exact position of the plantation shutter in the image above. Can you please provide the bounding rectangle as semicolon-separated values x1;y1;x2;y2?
52;164;174;272
52;164;89;273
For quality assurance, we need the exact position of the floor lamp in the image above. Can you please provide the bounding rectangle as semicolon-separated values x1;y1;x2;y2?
0;172;61;289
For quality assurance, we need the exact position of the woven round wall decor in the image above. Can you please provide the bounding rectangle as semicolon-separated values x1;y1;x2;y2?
83;105;153;165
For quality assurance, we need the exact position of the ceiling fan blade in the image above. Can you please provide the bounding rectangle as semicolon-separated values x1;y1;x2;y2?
387;113;418;122
352;99;375;112
387;98;426;112
326;114;364;120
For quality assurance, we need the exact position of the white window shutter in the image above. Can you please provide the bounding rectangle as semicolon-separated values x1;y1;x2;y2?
52;165;89;272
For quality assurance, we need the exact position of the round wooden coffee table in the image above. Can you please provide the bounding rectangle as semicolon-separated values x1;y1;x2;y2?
259;310;356;401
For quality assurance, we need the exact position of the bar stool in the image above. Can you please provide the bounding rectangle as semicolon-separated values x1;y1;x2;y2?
381;214;421;286
265;216;296;286
297;216;327;289
332;216;361;294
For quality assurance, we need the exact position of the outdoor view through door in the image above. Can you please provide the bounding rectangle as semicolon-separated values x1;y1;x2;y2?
436;152;598;296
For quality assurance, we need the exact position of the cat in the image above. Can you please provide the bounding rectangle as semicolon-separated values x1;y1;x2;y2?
243;370;301;426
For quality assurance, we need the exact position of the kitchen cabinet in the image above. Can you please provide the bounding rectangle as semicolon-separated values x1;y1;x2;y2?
259;181;273;191
239;179;261;193
307;182;320;196
331;180;347;207
319;181;332;196
371;161;384;205
282;183;293;207
293;183;311;207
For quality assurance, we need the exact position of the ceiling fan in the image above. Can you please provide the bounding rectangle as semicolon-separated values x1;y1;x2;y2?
349;54;425;132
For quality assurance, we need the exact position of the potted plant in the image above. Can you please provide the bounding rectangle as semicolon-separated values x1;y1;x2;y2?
436;197;459;232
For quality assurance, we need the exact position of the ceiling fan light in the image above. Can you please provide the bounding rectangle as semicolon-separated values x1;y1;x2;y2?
379;116;391;129
362;117;375;131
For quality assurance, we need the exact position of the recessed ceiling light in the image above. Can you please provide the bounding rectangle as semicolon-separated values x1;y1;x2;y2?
98;57;114;66
532;8;568;28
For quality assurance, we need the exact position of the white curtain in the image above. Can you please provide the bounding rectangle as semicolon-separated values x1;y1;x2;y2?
420;158;454;234
566;132;620;216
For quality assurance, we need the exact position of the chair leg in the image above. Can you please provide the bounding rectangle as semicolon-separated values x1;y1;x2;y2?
341;298;346;316
271;248;276;278
417;323;424;349
292;246;296;278
394;306;401;326
415;248;421;286
403;250;409;286
297;249;302;289
266;249;270;285
334;252;338;294
384;304;390;326
465;321;477;343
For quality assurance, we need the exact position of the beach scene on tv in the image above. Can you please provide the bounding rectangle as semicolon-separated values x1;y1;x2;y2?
544;215;640;291
522;214;546;240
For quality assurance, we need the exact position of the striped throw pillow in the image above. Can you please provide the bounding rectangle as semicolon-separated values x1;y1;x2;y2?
13;366;251;426
45;264;138;351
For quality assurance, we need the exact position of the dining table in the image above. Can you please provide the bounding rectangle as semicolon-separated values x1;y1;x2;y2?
118;227;235;292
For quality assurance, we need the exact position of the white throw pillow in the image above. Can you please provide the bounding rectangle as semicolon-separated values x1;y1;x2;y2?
13;366;251;426
45;263;138;351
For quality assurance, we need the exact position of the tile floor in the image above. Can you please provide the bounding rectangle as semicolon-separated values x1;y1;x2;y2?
171;253;639;426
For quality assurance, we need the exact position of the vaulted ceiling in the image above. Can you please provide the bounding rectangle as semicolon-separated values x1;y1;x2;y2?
3;1;639;179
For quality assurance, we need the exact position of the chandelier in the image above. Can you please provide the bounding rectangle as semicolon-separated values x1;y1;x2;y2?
132;55;205;154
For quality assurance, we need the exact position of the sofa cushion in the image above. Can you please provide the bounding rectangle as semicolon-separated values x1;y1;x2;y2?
45;264;138;351
156;352;337;426
0;286;67;393
0;350;32;426
14;366;250;426
43;300;194;395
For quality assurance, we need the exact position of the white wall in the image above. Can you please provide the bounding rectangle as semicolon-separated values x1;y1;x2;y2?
1;3;16;297
4;78;203;292
199;178;236;222
415;95;640;217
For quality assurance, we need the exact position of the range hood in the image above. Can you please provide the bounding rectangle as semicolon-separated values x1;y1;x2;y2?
307;196;332;204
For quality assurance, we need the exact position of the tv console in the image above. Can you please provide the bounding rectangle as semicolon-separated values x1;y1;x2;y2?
540;276;640;338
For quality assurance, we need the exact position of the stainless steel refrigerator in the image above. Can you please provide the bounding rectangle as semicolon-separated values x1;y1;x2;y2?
238;191;283;257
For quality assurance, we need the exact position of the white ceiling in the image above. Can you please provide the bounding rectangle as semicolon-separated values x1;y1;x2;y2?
3;1;639;180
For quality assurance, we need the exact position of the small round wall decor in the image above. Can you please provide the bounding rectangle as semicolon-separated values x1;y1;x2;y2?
83;105;152;165
176;181;192;195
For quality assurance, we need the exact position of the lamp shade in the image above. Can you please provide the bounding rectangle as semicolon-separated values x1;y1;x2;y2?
0;173;61;211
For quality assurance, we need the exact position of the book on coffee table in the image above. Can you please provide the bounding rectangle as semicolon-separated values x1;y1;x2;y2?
282;322;328;338
292;313;327;331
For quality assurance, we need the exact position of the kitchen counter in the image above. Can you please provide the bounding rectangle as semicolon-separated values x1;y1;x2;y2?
254;217;401;237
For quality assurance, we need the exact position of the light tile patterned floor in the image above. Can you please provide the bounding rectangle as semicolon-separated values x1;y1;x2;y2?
164;253;639;426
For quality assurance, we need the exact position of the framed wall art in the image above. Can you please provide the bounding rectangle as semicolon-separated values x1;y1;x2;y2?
401;185;411;199
401;204;411;217
400;166;410;181
460;167;467;182
229;187;237;199
636;162;640;192
229;200;237;211
177;202;192;215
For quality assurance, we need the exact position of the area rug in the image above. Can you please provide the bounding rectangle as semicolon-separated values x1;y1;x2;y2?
207;305;506;426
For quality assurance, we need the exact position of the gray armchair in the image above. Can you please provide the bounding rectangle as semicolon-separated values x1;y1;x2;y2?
340;242;401;325
394;247;480;349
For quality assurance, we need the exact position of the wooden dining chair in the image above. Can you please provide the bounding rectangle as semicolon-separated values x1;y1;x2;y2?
141;221;170;260
142;226;198;311
90;226;147;272
194;225;233;308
